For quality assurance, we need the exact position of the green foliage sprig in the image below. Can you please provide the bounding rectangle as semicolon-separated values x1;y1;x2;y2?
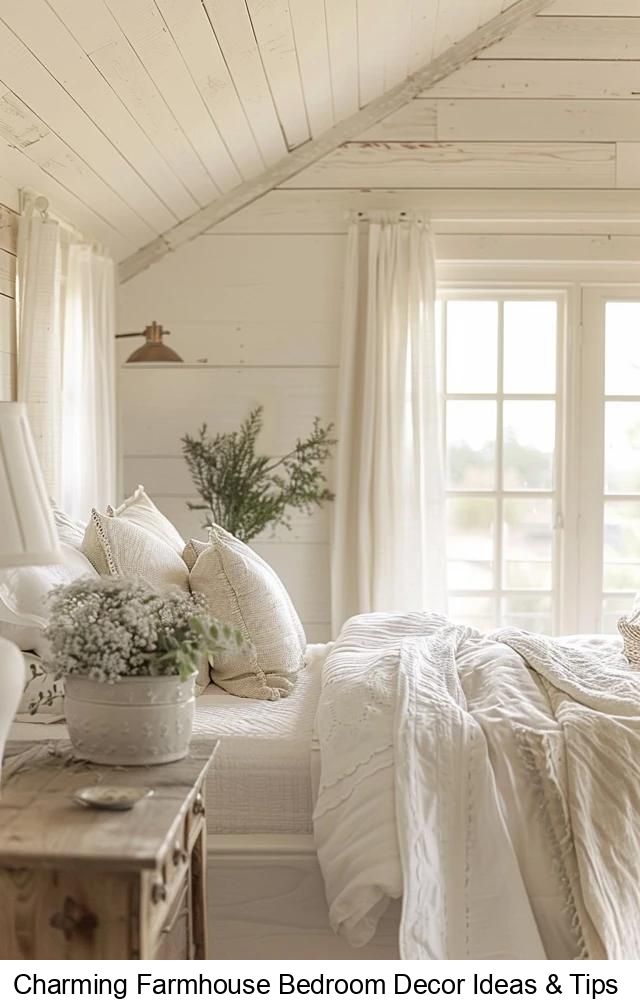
182;406;336;542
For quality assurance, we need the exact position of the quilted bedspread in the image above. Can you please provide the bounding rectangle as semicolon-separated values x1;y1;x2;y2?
313;612;640;960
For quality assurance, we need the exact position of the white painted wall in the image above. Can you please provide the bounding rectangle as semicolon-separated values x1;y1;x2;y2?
117;231;341;643
118;7;640;641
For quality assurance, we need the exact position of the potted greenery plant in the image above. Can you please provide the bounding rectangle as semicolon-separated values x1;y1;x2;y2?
43;577;246;765
182;405;336;541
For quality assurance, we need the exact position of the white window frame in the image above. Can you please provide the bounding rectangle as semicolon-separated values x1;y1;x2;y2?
578;285;640;634
438;286;568;634
437;264;640;636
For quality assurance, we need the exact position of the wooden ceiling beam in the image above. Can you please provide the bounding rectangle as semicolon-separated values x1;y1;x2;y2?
119;0;553;283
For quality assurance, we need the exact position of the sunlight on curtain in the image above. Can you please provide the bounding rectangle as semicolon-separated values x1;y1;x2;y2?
60;244;116;520
16;205;62;498
331;213;446;635
17;199;116;519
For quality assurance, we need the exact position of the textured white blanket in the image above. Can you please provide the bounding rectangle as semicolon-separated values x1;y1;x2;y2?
313;613;640;960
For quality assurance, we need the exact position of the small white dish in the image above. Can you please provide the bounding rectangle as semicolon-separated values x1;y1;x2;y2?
73;785;154;811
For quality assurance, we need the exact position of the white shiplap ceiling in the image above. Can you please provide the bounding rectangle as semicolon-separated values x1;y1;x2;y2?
0;0;545;271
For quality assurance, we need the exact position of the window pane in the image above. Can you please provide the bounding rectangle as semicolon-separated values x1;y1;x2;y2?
503;497;553;590
605;302;640;395
503;301;557;393
447;401;496;490
603;501;640;592
602;595;635;634
447;497;495;590
605;402;640;493
502;594;552;633
503;401;555;491
446;301;498;393
449;595;496;632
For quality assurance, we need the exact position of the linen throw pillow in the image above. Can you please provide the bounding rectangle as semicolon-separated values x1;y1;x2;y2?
82;510;190;593
182;538;208;571
189;526;306;700
107;485;185;555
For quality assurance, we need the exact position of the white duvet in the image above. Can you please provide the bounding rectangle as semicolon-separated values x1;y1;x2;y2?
313;613;640;960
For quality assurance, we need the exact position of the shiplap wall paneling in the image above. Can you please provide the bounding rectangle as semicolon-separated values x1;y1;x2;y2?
324;0;359;120
282;141;616;189
0;15;176;235
288;0;334;137
202;0;288;166
103;0;240;196
118;232;341;642
0;198;17;401
207;189;640;235
118;233;345;326
0;138;133;261
150;0;265;180
359;99;640;143
0;87;158;250
210;187;640;231
423;60;640;99
48;0;209;213
485;17;640;59
119;367;336;642
246;0;309;150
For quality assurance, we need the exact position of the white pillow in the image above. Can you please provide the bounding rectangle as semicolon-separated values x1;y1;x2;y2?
0;544;98;656
189;526;306;700
183;538;208;571
184;531;306;652
50;500;87;549
108;485;185;555
82;509;190;593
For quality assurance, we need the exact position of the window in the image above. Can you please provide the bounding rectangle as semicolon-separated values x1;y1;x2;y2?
579;290;640;634
440;294;562;633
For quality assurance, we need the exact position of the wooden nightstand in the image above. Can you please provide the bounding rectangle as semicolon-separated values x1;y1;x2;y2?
0;740;217;960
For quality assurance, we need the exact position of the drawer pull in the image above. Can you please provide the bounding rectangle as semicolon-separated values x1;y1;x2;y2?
192;792;205;816
151;882;167;905
172;843;188;866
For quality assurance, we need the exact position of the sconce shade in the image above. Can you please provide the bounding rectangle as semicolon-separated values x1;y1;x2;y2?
0;402;62;568
117;321;183;363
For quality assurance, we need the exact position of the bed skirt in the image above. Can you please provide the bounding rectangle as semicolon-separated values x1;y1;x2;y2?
207;833;401;960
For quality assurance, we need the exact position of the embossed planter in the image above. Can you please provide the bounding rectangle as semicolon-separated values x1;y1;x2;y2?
64;674;196;766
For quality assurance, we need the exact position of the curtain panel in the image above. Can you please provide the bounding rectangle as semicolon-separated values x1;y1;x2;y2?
331;213;446;635
16;200;116;519
16;208;62;500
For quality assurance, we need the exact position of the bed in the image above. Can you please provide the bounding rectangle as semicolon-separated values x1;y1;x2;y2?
9;643;399;959
197;642;400;959
11;619;638;960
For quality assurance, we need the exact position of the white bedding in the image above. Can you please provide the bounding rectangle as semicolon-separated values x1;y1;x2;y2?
9;643;330;836
314;613;640;960
194;642;329;833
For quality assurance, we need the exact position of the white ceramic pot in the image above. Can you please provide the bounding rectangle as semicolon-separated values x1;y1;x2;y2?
64;674;196;766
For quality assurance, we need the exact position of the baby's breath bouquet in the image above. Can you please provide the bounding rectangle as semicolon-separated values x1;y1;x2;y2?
44;576;246;684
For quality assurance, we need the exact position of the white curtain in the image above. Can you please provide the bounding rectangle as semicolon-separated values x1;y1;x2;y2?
17;199;116;519
331;213;446;635
17;204;62;499
60;244;116;519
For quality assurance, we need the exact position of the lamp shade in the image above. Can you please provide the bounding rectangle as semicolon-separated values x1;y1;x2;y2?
0;402;62;568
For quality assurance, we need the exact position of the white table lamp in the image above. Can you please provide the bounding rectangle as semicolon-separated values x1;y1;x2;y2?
0;402;61;786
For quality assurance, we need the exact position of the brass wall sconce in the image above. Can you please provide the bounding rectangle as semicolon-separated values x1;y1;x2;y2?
116;321;183;363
